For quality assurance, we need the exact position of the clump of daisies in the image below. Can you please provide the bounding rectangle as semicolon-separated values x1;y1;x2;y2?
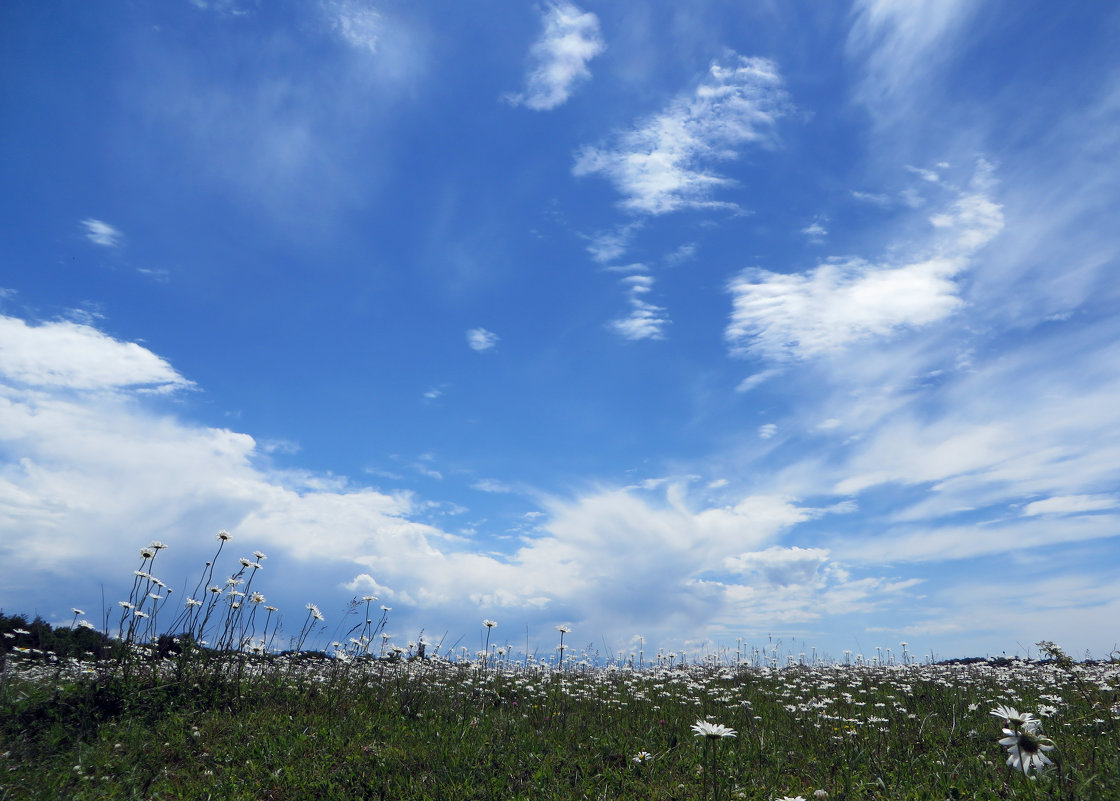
991;704;1056;774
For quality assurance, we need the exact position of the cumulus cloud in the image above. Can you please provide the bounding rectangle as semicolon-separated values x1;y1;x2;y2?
0;312;912;648
507;1;605;111
725;163;1003;361
0;315;192;392
610;274;669;341
723;545;831;586
726;255;964;361
573;53;789;214
466;327;499;351
81;219;122;247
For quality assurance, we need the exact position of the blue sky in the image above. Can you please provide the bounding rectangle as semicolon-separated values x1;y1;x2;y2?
2;0;1119;662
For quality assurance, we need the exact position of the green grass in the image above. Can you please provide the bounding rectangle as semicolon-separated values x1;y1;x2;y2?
2;539;1116;799
2;648;1118;800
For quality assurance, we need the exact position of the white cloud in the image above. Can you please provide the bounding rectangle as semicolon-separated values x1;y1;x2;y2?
472;478;514;494
726;164;1003;361
585;223;641;264
847;0;977;122
801;220;828;241
0;315;192;392
735;368;781;393
188;0;247;12
506;2;605;111
81;219;122;247
838;514;1120;565
0;313;905;650
723;545;831;586
758;423;777;439
825;325;1120;507
905;164;941;184
610;274;668;340
665;243;697;266
573;53;789;215
259;439;301;455
850;189;894;207
325;0;381;53
1022;495;1119;517
466;327;499;351
726;255;963;361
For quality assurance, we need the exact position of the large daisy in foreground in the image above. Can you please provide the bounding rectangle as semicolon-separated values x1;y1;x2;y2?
999;727;1055;774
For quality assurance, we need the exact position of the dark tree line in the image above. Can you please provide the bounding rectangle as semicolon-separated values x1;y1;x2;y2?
0;611;112;660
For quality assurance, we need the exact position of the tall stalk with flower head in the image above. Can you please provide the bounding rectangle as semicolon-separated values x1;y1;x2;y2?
555;625;571;672
692;719;736;801
482;619;497;670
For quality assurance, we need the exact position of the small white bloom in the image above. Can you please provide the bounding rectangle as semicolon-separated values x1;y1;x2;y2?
991;705;1040;732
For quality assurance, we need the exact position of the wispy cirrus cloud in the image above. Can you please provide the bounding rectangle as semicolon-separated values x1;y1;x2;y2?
584;222;642;264
573;53;789;215
725;162;1003;362
610;273;668;341
466;327;499;352
81;219;123;247
847;0;978;122
1021;494;1120;517
665;243;697;266
324;0;381;53
801;219;828;243
506;1;605;111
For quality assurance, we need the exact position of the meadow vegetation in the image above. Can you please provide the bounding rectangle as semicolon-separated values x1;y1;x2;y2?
1;535;1117;800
